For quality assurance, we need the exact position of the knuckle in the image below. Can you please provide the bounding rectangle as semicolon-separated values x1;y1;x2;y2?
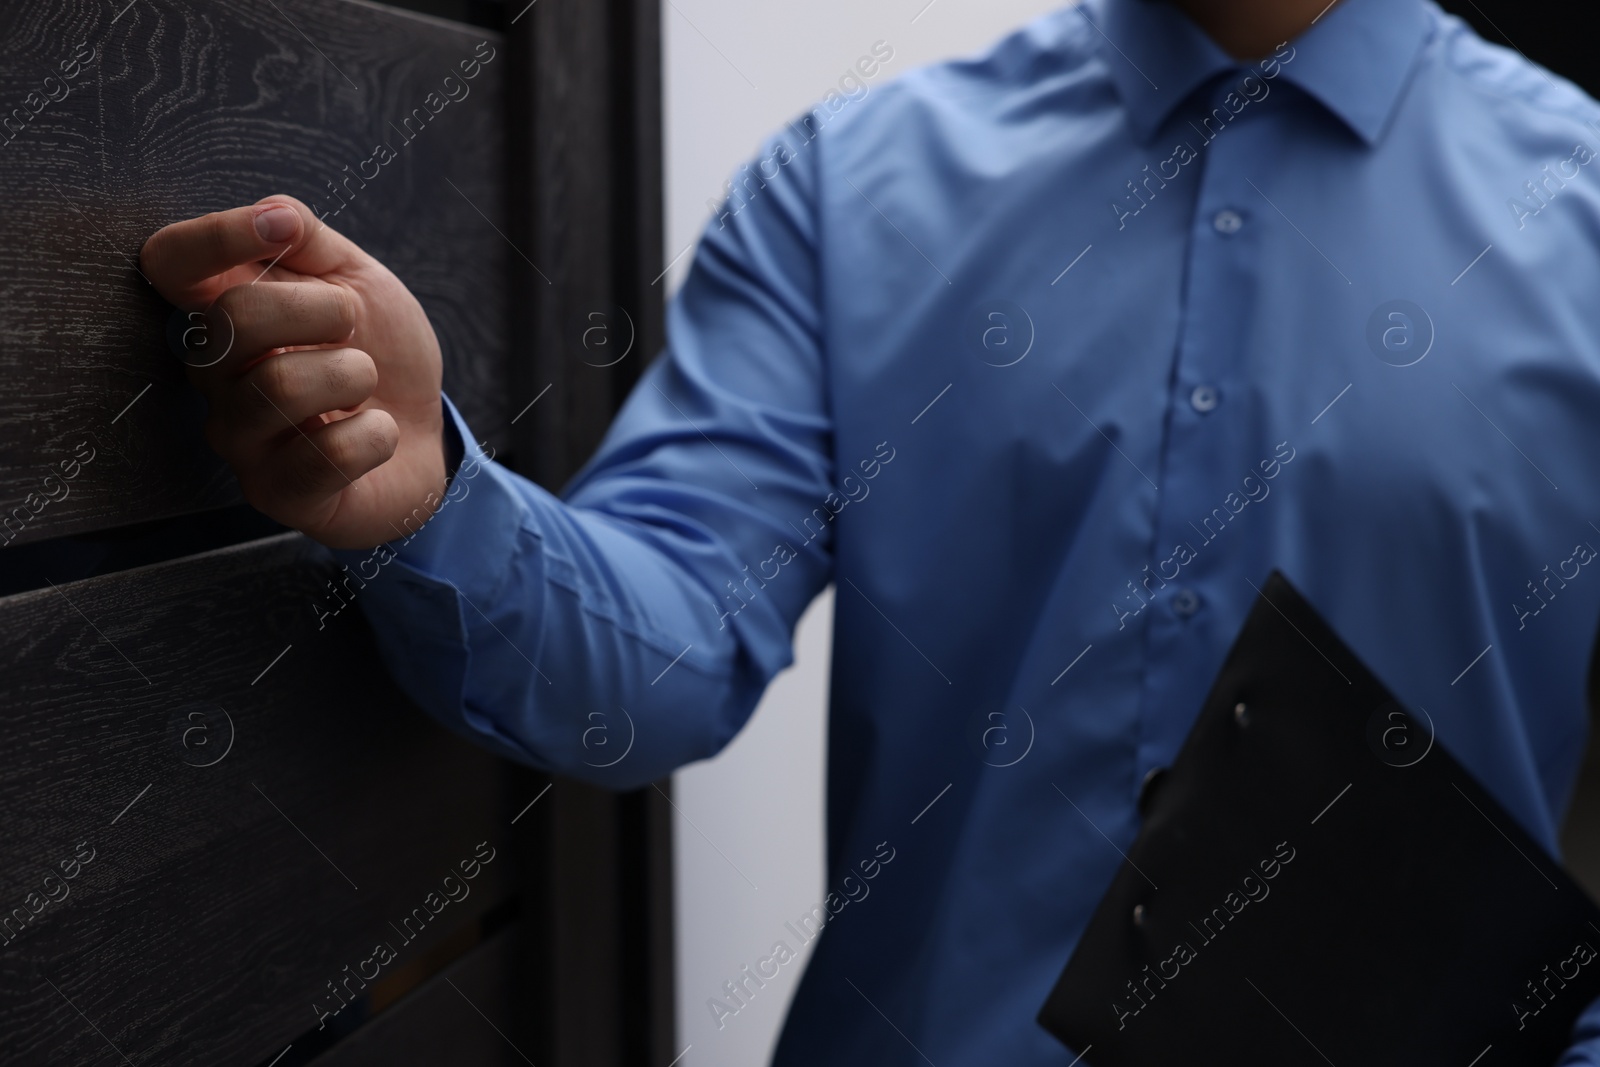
254;356;299;408
323;425;367;472
363;420;396;460
320;352;355;399
280;283;311;325
325;349;376;400
327;286;358;336
321;416;392;475
210;284;249;322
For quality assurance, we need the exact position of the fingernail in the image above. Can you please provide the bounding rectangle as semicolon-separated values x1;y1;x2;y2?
254;205;297;243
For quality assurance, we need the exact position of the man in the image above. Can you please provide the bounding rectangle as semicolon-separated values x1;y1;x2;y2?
139;0;1600;1061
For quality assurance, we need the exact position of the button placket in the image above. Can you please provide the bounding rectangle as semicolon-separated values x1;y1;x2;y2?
1131;70;1278;790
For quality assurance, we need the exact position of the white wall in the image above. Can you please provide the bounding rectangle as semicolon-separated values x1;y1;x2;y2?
663;3;1064;1064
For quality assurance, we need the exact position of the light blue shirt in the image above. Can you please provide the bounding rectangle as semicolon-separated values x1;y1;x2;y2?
337;0;1600;1060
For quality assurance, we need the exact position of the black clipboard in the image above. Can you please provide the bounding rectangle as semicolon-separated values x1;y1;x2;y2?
1038;571;1600;1065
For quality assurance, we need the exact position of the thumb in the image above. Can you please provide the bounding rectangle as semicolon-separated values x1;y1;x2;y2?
140;195;356;309
251;194;359;278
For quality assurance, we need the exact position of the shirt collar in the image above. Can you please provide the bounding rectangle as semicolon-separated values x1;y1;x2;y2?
1084;0;1435;147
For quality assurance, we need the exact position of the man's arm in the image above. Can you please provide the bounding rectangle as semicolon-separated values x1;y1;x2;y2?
1567;958;1600;1064
141;124;835;789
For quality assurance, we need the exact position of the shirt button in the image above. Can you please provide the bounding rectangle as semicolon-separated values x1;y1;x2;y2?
1190;385;1219;413
1171;588;1201;618
1212;208;1244;235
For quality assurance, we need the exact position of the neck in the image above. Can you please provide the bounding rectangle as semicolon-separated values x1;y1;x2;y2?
1166;0;1336;60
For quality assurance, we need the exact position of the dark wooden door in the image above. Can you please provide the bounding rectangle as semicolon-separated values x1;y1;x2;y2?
0;1;672;1063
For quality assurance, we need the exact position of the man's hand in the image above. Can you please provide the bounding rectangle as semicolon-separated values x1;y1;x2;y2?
140;194;448;549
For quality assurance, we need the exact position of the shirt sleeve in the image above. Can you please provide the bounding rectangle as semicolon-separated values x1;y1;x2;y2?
1562;998;1600;1065
329;121;834;790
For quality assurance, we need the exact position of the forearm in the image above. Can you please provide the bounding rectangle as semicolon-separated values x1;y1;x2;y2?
332;393;812;789
332;118;833;787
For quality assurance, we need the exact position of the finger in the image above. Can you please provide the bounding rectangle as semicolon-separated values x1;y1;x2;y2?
184;282;358;391
244;408;399;524
207;348;378;462
141;201;302;308
141;195;352;308
250;194;359;278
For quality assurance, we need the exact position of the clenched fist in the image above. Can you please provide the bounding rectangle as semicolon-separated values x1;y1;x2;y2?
140;194;448;549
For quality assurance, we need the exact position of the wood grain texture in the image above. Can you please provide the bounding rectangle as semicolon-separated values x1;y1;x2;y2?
0;531;515;1065
0;0;508;547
